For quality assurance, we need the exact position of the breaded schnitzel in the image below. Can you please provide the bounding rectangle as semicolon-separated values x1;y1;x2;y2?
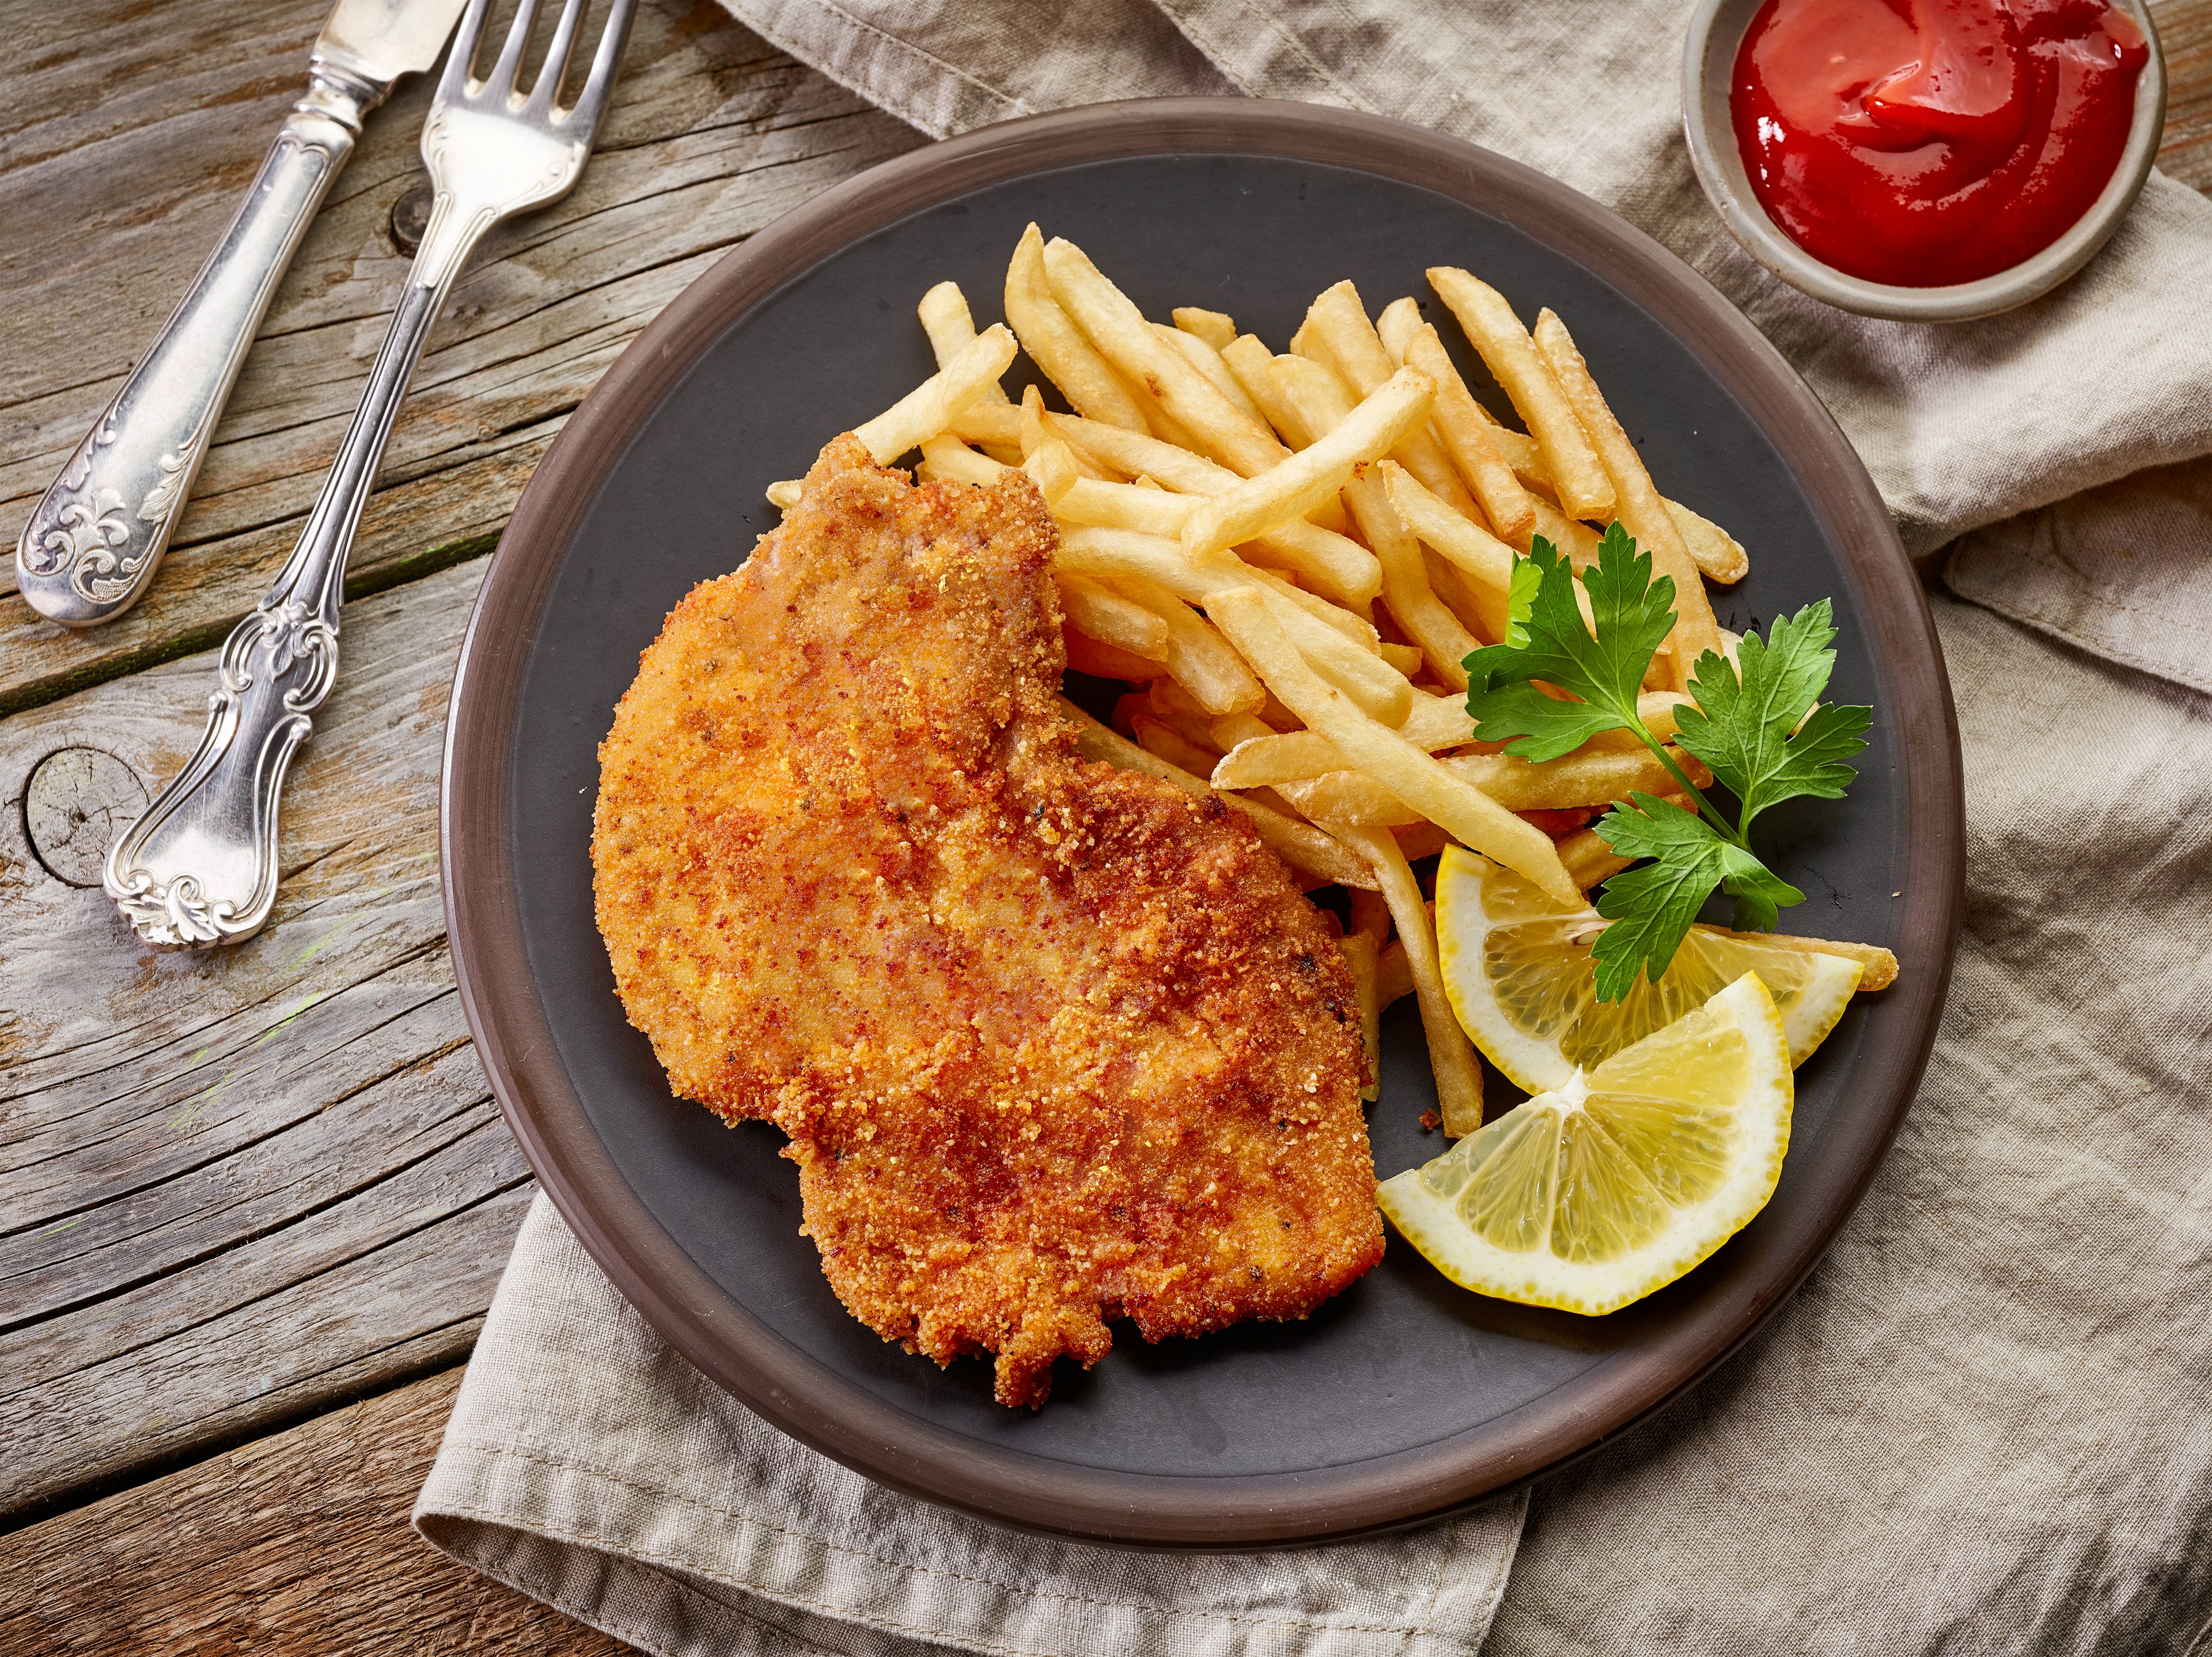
593;435;1381;1405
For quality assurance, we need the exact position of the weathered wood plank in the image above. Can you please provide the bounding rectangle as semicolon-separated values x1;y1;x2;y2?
0;560;543;1518
0;0;921;713
2156;1;2212;192
0;1366;635;1655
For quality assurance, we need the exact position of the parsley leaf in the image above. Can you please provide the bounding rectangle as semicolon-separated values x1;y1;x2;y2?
1465;527;1669;763
1460;527;1872;1003
1674;602;1870;821
1589;795;1798;1001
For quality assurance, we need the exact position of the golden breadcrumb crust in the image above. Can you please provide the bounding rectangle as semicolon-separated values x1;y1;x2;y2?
592;435;1380;1405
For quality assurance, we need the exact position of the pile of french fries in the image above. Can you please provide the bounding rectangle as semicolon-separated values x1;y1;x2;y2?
767;225;1753;1136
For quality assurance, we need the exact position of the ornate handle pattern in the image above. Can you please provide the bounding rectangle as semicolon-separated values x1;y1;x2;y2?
16;65;385;628
105;274;452;947
101;0;624;949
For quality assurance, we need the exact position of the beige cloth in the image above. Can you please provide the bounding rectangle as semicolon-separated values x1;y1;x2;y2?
421;1197;1524;1656
418;3;2212;1653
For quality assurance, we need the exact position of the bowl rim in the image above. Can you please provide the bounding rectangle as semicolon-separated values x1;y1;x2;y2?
1681;0;2168;323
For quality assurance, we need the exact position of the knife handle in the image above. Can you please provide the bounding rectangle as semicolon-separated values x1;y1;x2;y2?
14;62;388;628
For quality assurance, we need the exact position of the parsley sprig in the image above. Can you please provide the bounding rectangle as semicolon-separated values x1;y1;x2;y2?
1463;526;1870;1002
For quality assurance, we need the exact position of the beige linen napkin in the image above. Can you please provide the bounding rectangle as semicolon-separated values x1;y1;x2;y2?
419;3;2212;1653
420;1196;1524;1656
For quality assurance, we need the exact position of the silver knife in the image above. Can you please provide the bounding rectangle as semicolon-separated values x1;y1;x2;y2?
13;0;468;628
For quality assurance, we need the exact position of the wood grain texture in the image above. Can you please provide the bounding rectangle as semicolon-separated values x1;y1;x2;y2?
2157;0;2212;191
0;0;921;715
0;559;536;1521
0;1367;636;1656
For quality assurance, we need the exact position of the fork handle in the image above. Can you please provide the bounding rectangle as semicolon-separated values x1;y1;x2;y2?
14;63;387;628
103;202;475;948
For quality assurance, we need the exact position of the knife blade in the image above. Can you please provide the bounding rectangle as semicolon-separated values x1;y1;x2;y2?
316;0;472;86
14;0;468;628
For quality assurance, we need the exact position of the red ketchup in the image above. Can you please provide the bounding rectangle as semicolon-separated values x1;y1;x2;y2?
1731;0;2147;287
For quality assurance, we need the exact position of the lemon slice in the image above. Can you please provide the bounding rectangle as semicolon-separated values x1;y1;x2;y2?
1377;972;1791;1314
1434;845;1862;1095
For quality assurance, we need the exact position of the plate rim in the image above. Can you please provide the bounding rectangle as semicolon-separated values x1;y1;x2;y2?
441;95;1965;1548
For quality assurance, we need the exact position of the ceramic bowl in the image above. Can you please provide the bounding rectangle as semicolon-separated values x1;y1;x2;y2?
1681;0;2166;321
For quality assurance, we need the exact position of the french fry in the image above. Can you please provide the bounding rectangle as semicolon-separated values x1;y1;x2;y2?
852;325;1020;465
1005;224;1150;432
1387;462;1604;643
1042;238;1290;477
1056;528;1412;724
949;403;1023;450
1052;475;1197;537
1066;628;1169;681
1397;324;1538;546
1112;574;1264;716
1224;744;1695;825
917;281;1008;402
1305;280;1484;520
1357;472;1478;691
1237;563;1378;647
1378;642;1425;675
1058;697;1378;890
1403;689;1478;748
1210;710;1276;751
1531;308;1722;687
1334;824;1482;1135
1422;548;1509;649
1143;682;1226;749
1555;791;1693;889
1046;412;1240;493
916;433;1006;488
1338;931;1382;1101
1483;419;1546;487
1381;461;1516;591
1374;296;1424;357
1130;713;1222;775
1428;268;1615;521
1172;306;1237;351
1154;676;1226;723
1213;732;1346;788
1043;411;1379;605
1122;376;1209;453
1054;572;1169;661
1017;382;1046;458
1222;333;1316;447
1179;364;1434;560
1215;706;1506;786
1376;937;1414;1007
1531;494;1604;564
1264;353;1475;685
766;479;801;510
1351;886;1393;946
1023;434;1081;506
1694;926;1899;989
1391;821;1454;863
1484;400;1734;579
1238;524;1379;606
1206;587;1575;900
1668;499;1751;584
1275;771;1420;827
1439;746;1703;810
1156;323;1270;427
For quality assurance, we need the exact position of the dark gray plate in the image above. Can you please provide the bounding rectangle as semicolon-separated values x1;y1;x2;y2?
442;98;1961;1547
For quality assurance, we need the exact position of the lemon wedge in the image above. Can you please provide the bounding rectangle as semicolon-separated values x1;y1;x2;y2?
1377;972;1791;1315
1434;845;1862;1095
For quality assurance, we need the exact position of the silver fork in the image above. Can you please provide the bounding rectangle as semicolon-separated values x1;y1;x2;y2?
104;0;636;947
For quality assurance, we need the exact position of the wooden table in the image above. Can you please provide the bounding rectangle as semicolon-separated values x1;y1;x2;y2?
3;3;2208;1648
